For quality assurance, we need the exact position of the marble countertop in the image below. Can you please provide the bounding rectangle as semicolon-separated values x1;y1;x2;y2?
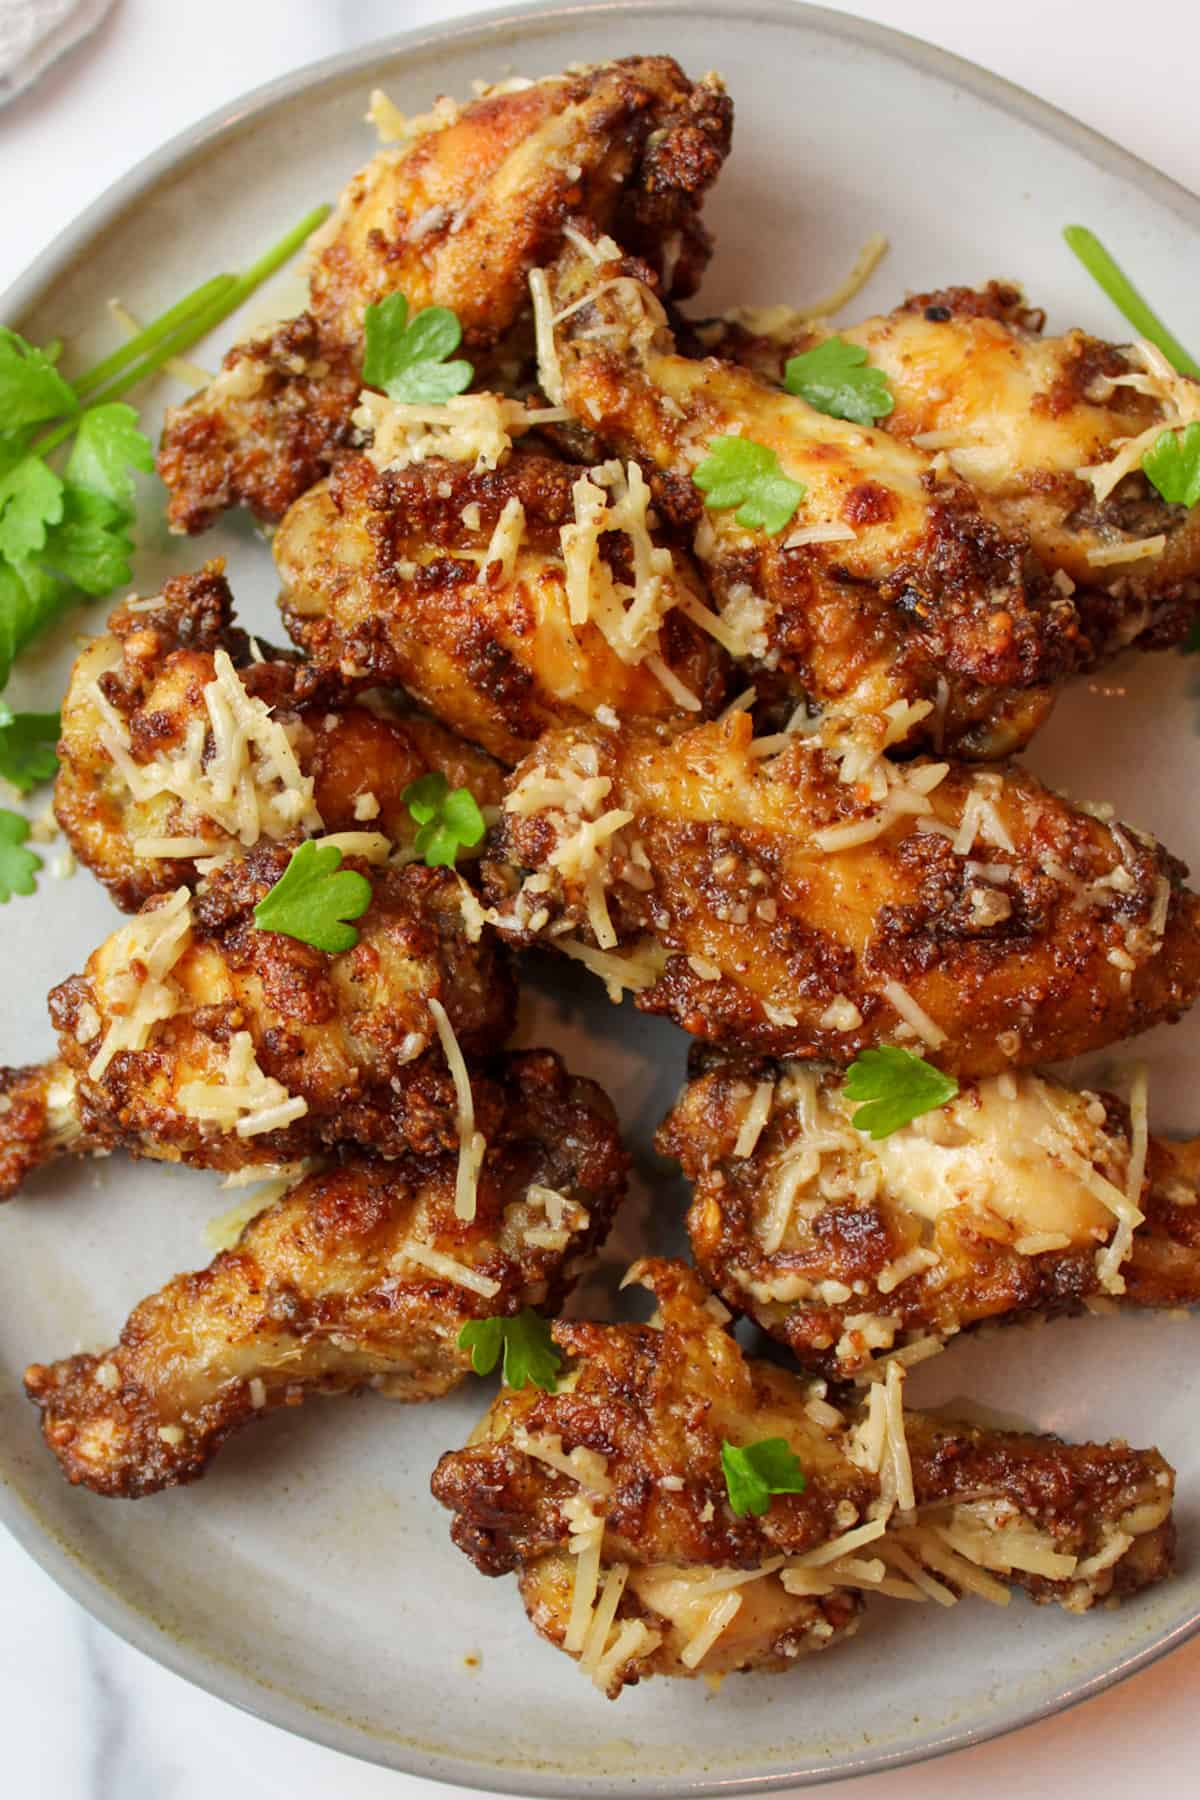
2;1;1198;1794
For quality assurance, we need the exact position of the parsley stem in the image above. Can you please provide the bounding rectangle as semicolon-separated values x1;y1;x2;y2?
72;274;238;400
1063;225;1200;380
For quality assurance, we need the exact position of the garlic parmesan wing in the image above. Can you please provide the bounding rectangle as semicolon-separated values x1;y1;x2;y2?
432;1260;1175;1697
24;1050;626;1497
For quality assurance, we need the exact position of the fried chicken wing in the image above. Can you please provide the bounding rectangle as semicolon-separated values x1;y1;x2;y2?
0;848;514;1198
274;450;727;761
485;713;1200;1076
432;1260;1174;1696
539;230;1092;758
24;1049;627;1497
707;285;1200;647
158;59;732;532
55;564;505;910
661;1053;1200;1377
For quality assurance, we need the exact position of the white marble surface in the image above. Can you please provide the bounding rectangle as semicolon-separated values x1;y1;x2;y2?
2;0;1199;1794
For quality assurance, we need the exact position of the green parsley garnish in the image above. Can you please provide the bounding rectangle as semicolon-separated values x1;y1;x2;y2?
0;807;41;902
253;840;373;953
402;772;486;867
457;1308;562;1392
843;1045;959;1140
0;704;59;793
692;435;805;535
1063;226;1199;380
783;336;894;426
362;294;473;404
1142;422;1200;509
720;1438;807;1518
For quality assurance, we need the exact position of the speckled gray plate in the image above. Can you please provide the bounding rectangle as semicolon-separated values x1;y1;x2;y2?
2;3;1199;1791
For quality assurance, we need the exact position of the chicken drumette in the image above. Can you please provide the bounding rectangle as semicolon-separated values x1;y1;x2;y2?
25;1049;627;1497
432;1260;1175;1697
660;1052;1200;1377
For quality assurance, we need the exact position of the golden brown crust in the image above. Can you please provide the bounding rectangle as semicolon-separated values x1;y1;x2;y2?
24;1049;628;1497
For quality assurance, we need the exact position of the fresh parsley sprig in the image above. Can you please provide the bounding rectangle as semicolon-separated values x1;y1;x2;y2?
0;809;41;902
0;704;59;792
253;840;373;953
1143;422;1200;509
402;772;486;867
692;435;805;535
362;294;473;403
783;337;894;426
720;1438;807;1517
457;1309;562;1392
842;1045;959;1140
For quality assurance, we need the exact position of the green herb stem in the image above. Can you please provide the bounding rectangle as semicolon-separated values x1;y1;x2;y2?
1063;225;1200;380
72;273;238;400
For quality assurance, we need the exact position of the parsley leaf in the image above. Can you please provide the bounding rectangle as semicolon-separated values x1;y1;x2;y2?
0;560;69;691
0;456;65;562
1143;423;1200;510
783;336;894;426
64;404;155;510
40;484;135;595
0;328;77;433
720;1438;807;1517
692;436;805;535
0;704;59;792
457;1308;562;1392
362;294;473;404
253;839;373;953
0;807;42;902
843;1045;959;1140
402;771;486;867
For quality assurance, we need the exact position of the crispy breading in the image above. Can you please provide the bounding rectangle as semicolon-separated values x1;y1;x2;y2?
158;59;732;532
25;1050;627;1497
486;713;1200;1076
661;1051;1200;1376
274;451;727;761
432;1260;1175;1695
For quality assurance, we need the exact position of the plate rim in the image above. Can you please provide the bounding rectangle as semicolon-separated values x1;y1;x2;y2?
1;1;1198;1792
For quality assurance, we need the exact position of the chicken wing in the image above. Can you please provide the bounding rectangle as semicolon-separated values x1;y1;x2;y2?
432;1260;1175;1696
485;712;1200;1077
158;59;732;533
274;449;727;761
55;564;505;910
538;229;1089;758
704;284;1200;648
661;1052;1200;1377
24;1049;627;1497
0;848;513;1198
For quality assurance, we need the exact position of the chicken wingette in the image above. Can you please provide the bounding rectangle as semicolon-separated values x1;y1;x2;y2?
158;58;732;533
539;228;1089;758
274;449;727;762
24;1049;627;1497
56;564;505;910
0;846;513;1198
705;284;1200;646
661;1052;1200;1377
432;1259;1175;1697
484;712;1200;1077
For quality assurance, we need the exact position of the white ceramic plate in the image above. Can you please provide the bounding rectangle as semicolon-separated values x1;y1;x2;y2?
2;3;1199;1791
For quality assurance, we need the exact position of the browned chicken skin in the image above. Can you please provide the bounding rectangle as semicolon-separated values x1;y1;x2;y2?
432;1260;1175;1696
24;1049;627;1497
55;564;505;910
274;450;727;761
0;848;514;1198
661;1052;1200;1377
485;713;1200;1076
158;59;732;532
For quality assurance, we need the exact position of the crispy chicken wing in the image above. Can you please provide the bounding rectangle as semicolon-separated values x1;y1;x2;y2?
55;564;504;910
158;59;732;532
485;713;1200;1076
661;1053;1200;1377
432;1260;1175;1696
540;230;1091;758
0;849;513;1198
274;450;727;761
706;284;1200;646
24;1050;627;1497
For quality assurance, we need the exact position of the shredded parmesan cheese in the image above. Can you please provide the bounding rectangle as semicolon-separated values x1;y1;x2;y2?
397;1241;500;1299
88;888;193;1080
428;998;484;1222
177;1031;309;1138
